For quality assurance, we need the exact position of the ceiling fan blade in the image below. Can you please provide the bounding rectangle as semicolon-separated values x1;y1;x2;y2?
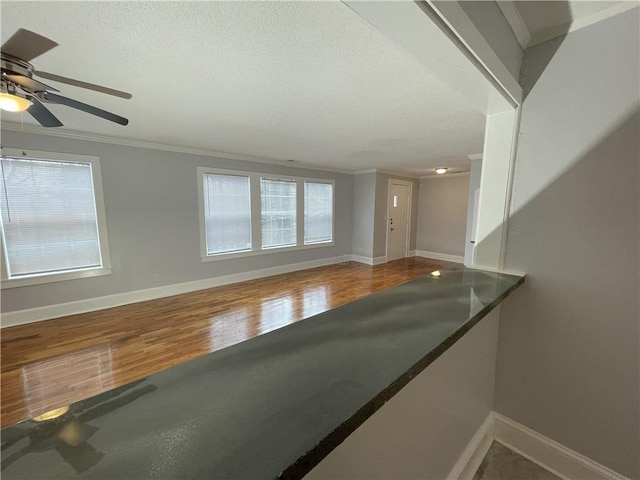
42;92;128;126
4;74;58;93
35;71;132;99
27;95;63;127
1;29;58;62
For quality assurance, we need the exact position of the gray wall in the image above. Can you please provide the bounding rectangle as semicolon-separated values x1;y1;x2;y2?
351;173;376;258
352;172;419;260
416;175;470;257
496;9;639;479
458;1;523;80
373;173;390;259
464;160;482;264
0;130;353;313
307;308;501;479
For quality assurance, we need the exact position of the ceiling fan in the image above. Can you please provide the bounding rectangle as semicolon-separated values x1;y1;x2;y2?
1;28;131;127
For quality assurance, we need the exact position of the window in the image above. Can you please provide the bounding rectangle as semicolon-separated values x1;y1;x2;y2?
203;174;251;254
304;182;333;244
198;167;334;260
261;178;296;249
0;149;111;287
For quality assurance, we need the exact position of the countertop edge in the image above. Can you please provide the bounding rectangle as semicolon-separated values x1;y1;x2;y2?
278;274;526;479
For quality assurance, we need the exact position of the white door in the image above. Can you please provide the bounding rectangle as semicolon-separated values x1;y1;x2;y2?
386;180;411;261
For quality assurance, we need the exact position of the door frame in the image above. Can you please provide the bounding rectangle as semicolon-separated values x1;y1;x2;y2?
385;178;413;262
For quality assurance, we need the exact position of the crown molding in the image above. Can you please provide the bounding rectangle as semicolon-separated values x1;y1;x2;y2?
353;168;377;175
496;1;531;49
378;169;420;179
420;171;470;180
353;168;420;179
0;122;353;175
468;153;483;161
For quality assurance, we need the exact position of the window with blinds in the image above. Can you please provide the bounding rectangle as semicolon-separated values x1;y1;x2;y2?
304;182;333;244
203;174;252;254
0;155;105;279
198;167;334;260
260;178;296;248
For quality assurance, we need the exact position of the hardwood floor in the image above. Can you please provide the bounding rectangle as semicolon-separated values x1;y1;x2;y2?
0;257;449;428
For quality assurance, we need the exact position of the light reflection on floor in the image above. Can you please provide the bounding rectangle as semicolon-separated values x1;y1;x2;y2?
260;295;294;335
2;257;450;427
21;344;114;420
303;285;329;318
208;309;251;352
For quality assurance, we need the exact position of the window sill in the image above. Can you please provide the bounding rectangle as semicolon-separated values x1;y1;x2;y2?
201;242;334;262
1;266;112;289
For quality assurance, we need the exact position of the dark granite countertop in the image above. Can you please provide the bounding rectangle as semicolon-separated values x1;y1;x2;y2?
1;266;523;479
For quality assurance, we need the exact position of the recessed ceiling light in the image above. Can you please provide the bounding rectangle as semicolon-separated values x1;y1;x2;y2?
435;168;448;175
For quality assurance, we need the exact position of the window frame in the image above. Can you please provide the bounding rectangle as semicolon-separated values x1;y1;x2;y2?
0;148;112;289
303;180;334;246
202;172;253;256
197;167;335;262
260;176;298;250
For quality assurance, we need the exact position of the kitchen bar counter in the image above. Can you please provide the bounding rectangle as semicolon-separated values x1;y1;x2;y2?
1;266;524;479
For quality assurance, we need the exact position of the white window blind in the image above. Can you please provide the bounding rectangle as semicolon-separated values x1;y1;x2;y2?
260;178;296;248
0;156;103;278
199;168;334;260
203;174;252;255
304;182;333;244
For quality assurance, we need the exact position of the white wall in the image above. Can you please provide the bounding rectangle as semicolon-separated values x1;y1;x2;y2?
306;308;501;479
416;174;470;258
496;8;639;479
0;130;353;314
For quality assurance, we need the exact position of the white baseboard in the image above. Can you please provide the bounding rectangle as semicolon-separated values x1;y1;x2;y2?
467;265;527;277
349;254;373;265
372;255;387;265
1;256;343;328
448;412;631;480
447;413;495;480
492;412;630;480
447;412;629;480
349;254;387;266
415;250;464;263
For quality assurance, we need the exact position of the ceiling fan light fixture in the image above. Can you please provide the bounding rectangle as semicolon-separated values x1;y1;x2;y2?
0;91;31;112
1;29;131;126
33;405;69;422
435;167;448;175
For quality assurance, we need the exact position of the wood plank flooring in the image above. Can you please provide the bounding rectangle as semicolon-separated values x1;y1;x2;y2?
0;257;449;428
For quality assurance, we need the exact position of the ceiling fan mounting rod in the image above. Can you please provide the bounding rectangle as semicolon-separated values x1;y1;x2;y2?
1;54;34;78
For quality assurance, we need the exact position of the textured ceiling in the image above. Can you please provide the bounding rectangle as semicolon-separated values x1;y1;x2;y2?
1;1;485;174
